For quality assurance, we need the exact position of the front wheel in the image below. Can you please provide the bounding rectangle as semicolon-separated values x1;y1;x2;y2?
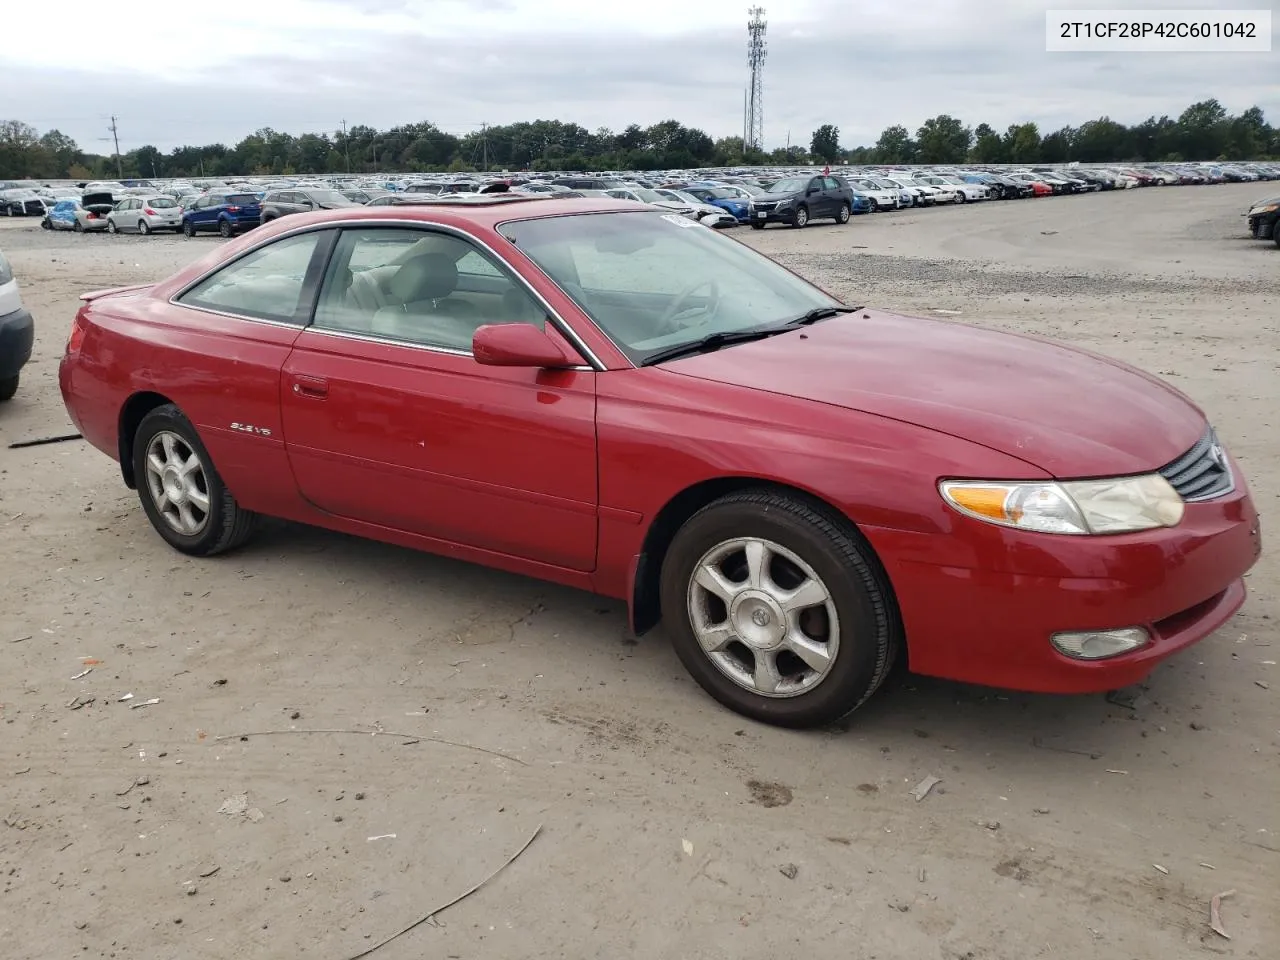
73;221;84;233
750;221;765;230
836;202;851;224
182;220;196;238
107;219;119;234
132;404;258;556
792;206;809;228
659;490;899;728
0;375;18;402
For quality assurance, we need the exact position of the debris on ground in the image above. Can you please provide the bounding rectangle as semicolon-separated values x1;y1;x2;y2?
130;698;161;709
367;834;396;842
67;696;94;711
218;794;248;816
1031;736;1102;759
215;727;526;765
198;866;220;878
911;776;941;802
1153;863;1168;874
1209;889;1236;939
1105;685;1151;710
343;824;541;960
779;863;798;879
8;635;30;644
69;668;93;680
8;432;83;449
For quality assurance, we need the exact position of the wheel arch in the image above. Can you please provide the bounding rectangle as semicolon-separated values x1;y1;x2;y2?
118;391;176;488
629;475;900;638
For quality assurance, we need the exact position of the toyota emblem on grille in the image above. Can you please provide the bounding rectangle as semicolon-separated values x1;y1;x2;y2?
1208;443;1227;470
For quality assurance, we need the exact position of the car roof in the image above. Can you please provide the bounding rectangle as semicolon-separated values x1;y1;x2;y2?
251;195;644;231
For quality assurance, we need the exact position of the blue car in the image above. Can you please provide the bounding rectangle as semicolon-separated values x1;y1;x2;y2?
181;191;263;239
849;191;873;214
683;183;752;223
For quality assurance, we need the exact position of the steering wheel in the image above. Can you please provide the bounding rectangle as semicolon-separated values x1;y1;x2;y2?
656;278;721;333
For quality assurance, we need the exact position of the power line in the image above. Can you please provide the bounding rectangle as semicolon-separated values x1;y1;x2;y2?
108;115;123;179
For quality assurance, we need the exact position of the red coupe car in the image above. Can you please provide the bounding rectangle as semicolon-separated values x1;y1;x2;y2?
59;195;1262;728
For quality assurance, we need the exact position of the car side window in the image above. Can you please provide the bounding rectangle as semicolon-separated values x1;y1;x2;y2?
311;227;545;351
808;177;823;193
176;231;324;324
823;177;840;190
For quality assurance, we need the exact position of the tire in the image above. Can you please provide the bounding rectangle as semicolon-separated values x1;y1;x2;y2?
218;219;233;238
835;202;850;224
40;217;50;230
792;206;809;228
182;220;196;238
868;199;879;213
750;222;764;230
1274;227;1280;249
131;404;258;556
138;220;151;235
107;219;118;234
0;375;18;402
955;191;966;204
73;220;84;233
659;489;900;728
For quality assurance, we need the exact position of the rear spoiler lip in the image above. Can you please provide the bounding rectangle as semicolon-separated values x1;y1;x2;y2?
79;282;154;302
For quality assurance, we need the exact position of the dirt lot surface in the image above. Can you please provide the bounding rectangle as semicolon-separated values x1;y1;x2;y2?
1;185;1276;960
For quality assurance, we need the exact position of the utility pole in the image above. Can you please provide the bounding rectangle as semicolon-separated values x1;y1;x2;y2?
341;119;351;172
481;123;488;171
108;115;123;179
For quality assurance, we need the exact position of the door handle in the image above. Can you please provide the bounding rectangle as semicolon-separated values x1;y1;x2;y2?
291;375;329;399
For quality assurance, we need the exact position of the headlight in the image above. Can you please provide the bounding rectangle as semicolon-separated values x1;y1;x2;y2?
939;474;1184;535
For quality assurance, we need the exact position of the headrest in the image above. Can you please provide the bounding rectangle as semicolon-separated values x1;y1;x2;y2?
388;253;458;302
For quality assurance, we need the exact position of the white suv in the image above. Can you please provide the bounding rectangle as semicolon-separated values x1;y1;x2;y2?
0;247;34;401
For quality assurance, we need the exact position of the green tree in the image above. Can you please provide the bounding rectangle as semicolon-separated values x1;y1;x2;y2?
969;123;1005;163
809;124;840;162
872;124;914;164
1003;123;1041;163
915;115;971;164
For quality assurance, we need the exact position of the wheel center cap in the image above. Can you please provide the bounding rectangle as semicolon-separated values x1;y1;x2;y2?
162;467;185;504
731;592;786;649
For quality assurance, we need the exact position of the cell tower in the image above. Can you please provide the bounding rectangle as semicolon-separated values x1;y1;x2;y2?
745;6;767;152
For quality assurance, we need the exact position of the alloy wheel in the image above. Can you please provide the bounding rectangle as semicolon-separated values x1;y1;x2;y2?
686;536;840;698
144;431;211;536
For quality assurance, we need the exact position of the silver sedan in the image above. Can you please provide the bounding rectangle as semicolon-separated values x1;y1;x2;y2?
107;195;184;235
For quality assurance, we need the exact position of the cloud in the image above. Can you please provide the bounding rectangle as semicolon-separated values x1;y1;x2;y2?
3;0;1275;152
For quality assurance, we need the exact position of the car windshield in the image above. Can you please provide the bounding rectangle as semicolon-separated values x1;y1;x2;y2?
629;188;667;203
734;183;766;195
499;211;841;365
768;177;809;194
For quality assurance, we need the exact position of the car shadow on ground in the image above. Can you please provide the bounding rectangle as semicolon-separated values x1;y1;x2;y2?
233;517;1201;770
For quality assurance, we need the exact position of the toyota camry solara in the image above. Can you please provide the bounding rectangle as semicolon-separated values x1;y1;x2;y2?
59;196;1262;728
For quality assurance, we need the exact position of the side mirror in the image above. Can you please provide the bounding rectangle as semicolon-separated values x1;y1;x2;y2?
473;323;580;369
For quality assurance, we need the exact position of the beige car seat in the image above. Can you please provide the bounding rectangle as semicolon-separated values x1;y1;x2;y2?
371;253;480;349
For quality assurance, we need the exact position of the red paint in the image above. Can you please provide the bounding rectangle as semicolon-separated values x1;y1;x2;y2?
59;199;1262;696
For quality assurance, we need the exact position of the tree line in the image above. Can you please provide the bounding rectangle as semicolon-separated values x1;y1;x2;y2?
0;99;1273;181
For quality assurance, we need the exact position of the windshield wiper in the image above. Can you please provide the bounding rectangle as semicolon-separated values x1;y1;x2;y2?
639;306;861;367
639;328;792;366
780;305;861;327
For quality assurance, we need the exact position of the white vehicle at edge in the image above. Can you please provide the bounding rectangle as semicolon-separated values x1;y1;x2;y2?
912;175;965;203
881;175;947;206
653;189;739;227
924;173;988;202
849;178;901;211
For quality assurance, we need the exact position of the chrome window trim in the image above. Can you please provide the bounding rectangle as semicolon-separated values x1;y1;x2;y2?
300;325;593;371
168;217;606;371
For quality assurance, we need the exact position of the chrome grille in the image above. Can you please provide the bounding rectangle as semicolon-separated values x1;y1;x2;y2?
1158;428;1234;502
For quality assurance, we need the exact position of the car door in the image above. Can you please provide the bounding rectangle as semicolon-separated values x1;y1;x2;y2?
279;224;598;572
805;176;828;217
823;176;845;211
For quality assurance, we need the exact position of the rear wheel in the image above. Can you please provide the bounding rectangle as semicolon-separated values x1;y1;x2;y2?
132;404;258;556
218;219;233;238
792;206;809;228
836;202;851;224
138;220;151;235
73;221;84;233
0;375;18;402
659;490;899;728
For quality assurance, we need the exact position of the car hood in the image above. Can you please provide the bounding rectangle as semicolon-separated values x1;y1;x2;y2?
754;191;801;202
1247;196;1280;213
662;309;1205;477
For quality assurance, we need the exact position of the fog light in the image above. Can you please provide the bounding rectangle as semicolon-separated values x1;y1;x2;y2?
1050;627;1149;660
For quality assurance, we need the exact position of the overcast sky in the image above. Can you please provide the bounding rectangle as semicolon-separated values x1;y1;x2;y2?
2;0;1275;152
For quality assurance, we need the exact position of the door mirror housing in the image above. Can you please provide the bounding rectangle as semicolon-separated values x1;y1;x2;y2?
473;323;581;368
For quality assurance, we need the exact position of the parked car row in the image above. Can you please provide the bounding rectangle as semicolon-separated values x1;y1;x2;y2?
20;160;1280;241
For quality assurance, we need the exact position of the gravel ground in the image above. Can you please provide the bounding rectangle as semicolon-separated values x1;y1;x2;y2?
0;184;1276;960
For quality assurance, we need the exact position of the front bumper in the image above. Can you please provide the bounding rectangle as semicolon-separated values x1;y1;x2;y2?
0;306;35;379
864;475;1261;694
1248;213;1275;239
748;204;800;224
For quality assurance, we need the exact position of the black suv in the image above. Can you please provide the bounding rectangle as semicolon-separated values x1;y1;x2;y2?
259;188;358;224
748;174;856;229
